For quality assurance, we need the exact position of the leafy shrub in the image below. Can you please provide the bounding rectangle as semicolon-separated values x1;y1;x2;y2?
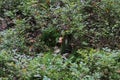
0;0;120;80
22;50;120;80
81;0;120;49
0;49;120;79
1;0;120;53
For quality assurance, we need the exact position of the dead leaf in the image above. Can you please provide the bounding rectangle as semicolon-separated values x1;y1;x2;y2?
29;39;36;43
116;70;120;73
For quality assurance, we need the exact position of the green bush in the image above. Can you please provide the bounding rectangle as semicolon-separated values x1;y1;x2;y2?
0;0;120;80
0;49;120;79
1;0;120;53
19;50;120;80
0;49;117;80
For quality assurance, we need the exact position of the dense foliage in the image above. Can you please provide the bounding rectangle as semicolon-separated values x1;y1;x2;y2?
0;0;120;80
